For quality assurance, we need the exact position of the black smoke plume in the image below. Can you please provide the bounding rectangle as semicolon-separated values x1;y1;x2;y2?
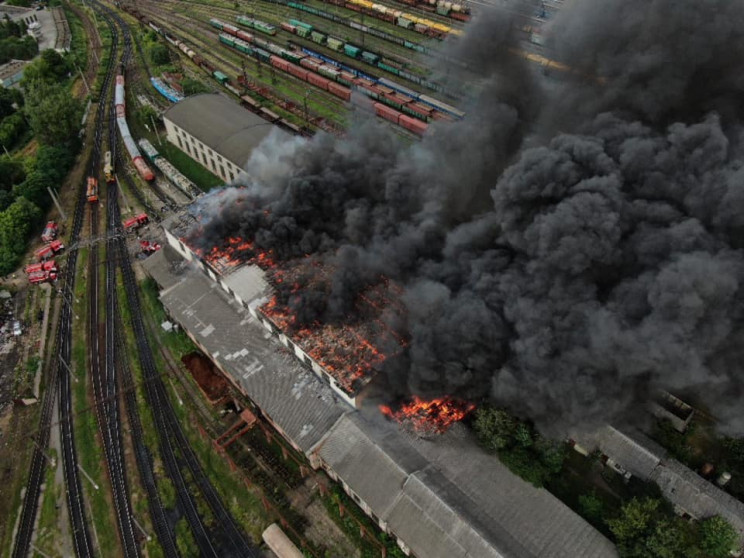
190;0;744;435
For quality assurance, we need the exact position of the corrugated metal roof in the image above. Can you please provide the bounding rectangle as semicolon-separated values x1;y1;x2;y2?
585;426;665;480
651;460;744;543
147;239;618;558
316;413;618;558
162;93;283;168
149;259;348;452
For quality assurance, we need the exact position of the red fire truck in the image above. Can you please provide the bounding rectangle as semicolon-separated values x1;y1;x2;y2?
123;213;149;232
25;260;58;275
87;177;98;203
41;221;58;243
34;240;64;261
140;240;161;254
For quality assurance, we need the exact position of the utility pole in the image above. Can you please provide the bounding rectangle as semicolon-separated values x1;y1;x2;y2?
47;187;68;221
30;436;57;468
76;64;90;95
59;355;78;383
132;515;152;542
150;114;162;145
77;463;100;490
30;544;53;558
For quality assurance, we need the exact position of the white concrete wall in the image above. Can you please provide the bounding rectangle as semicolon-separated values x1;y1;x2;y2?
163;117;246;184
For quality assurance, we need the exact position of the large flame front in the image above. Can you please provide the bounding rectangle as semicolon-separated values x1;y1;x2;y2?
379;396;476;435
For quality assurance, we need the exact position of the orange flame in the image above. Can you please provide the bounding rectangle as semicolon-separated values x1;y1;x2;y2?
379;396;476;434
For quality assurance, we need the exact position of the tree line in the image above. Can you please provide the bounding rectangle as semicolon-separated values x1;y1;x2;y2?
0;49;83;276
473;405;740;558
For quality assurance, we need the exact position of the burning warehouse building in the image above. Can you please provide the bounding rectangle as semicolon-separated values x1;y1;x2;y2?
143;211;619;558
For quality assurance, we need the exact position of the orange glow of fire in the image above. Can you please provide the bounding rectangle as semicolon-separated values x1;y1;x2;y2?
191;235;278;273
379;396;476;434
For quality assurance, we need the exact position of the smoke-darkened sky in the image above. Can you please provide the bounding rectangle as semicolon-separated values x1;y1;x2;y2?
190;0;744;435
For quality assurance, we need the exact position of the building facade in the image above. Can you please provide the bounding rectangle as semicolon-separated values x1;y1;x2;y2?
143;220;621;558
162;93;282;184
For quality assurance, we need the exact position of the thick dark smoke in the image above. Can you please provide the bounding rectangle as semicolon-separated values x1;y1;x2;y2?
191;0;744;435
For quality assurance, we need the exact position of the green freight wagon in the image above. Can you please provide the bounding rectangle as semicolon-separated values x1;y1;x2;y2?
236;42;253;55
213;71;229;84
327;37;344;52
254;21;276;35
397;16;413;29
290;19;313;31
344;44;361;58
361;51;380;64
310;31;326;44
282;51;304;64
297;27;311;39
254;47;271;62
378;62;400;75
210;18;223;30
219;34;235;46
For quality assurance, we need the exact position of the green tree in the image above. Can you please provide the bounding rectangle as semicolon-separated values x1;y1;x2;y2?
34;144;75;184
148;42;170;65
13;171;50;209
0;156;25;191
0;85;22;118
181;77;210;96
473;406;518;452
578;491;604;522
21;48;70;86
23;83;83;146
135;104;158;128
608;498;660;544
499;447;551;487
0;196;41;275
698;516;738;558
0;112;28;150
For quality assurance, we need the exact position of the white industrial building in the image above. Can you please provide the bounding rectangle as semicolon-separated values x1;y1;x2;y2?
162;93;281;184
142;214;620;558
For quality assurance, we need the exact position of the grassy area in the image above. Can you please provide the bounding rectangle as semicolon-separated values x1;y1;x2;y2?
35;448;63;557
140;277;197;356
154;139;224;192
63;2;88;71
321;483;405;558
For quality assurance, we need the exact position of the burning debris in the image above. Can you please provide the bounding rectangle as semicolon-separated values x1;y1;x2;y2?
187;232;407;397
187;0;744;436
380;396;476;436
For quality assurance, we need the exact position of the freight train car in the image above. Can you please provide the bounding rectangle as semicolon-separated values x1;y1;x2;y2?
115;73;155;182
235;15;276;35
223;16;461;118
138;138;201;199
150;77;183;103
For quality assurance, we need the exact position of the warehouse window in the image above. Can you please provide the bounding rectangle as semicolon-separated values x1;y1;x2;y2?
220;164;225;178
177;137;183;149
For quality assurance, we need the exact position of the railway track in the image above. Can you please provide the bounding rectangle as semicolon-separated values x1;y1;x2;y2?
103;3;259;555
12;4;123;556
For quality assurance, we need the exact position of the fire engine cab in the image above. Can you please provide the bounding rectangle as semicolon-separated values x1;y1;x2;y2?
140;240;161;255
41;221;58;243
34;240;64;261
104;151;115;183
123;213;149;232
26;260;58;284
87;177;98;203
